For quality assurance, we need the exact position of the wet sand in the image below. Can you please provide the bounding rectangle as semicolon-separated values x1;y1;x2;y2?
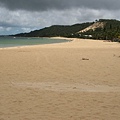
0;38;120;120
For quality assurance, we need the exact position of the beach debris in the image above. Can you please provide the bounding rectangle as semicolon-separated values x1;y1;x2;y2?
113;54;116;57
82;58;89;60
113;54;120;58
73;87;77;89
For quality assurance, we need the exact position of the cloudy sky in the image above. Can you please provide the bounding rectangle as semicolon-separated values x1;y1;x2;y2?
0;0;120;35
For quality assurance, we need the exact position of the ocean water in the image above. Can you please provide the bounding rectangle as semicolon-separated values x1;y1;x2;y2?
0;37;68;48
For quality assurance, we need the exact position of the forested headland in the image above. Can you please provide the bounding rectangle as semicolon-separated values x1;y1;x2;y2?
14;19;120;42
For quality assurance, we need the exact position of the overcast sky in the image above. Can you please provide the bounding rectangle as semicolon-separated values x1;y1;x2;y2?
0;0;120;35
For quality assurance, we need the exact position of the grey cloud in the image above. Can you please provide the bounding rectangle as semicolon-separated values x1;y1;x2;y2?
0;6;120;35
0;0;120;35
0;0;120;11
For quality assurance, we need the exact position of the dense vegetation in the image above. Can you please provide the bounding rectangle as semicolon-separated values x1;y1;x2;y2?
15;22;92;37
14;19;120;42
77;19;120;42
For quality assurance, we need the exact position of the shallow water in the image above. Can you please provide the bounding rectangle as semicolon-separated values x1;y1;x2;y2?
0;37;68;48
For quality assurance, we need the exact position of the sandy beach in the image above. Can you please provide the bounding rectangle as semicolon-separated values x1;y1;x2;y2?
0;38;120;120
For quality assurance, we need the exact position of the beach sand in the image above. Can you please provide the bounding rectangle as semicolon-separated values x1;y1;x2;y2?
0;38;120;120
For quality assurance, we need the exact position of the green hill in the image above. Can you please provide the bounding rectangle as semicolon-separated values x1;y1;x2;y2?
15;22;93;37
77;19;120;42
15;19;120;42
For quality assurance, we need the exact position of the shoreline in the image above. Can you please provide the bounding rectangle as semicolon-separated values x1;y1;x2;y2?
0;37;119;50
0;37;72;50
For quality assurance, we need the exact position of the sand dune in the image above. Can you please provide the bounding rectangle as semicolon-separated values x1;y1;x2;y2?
0;38;120;120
